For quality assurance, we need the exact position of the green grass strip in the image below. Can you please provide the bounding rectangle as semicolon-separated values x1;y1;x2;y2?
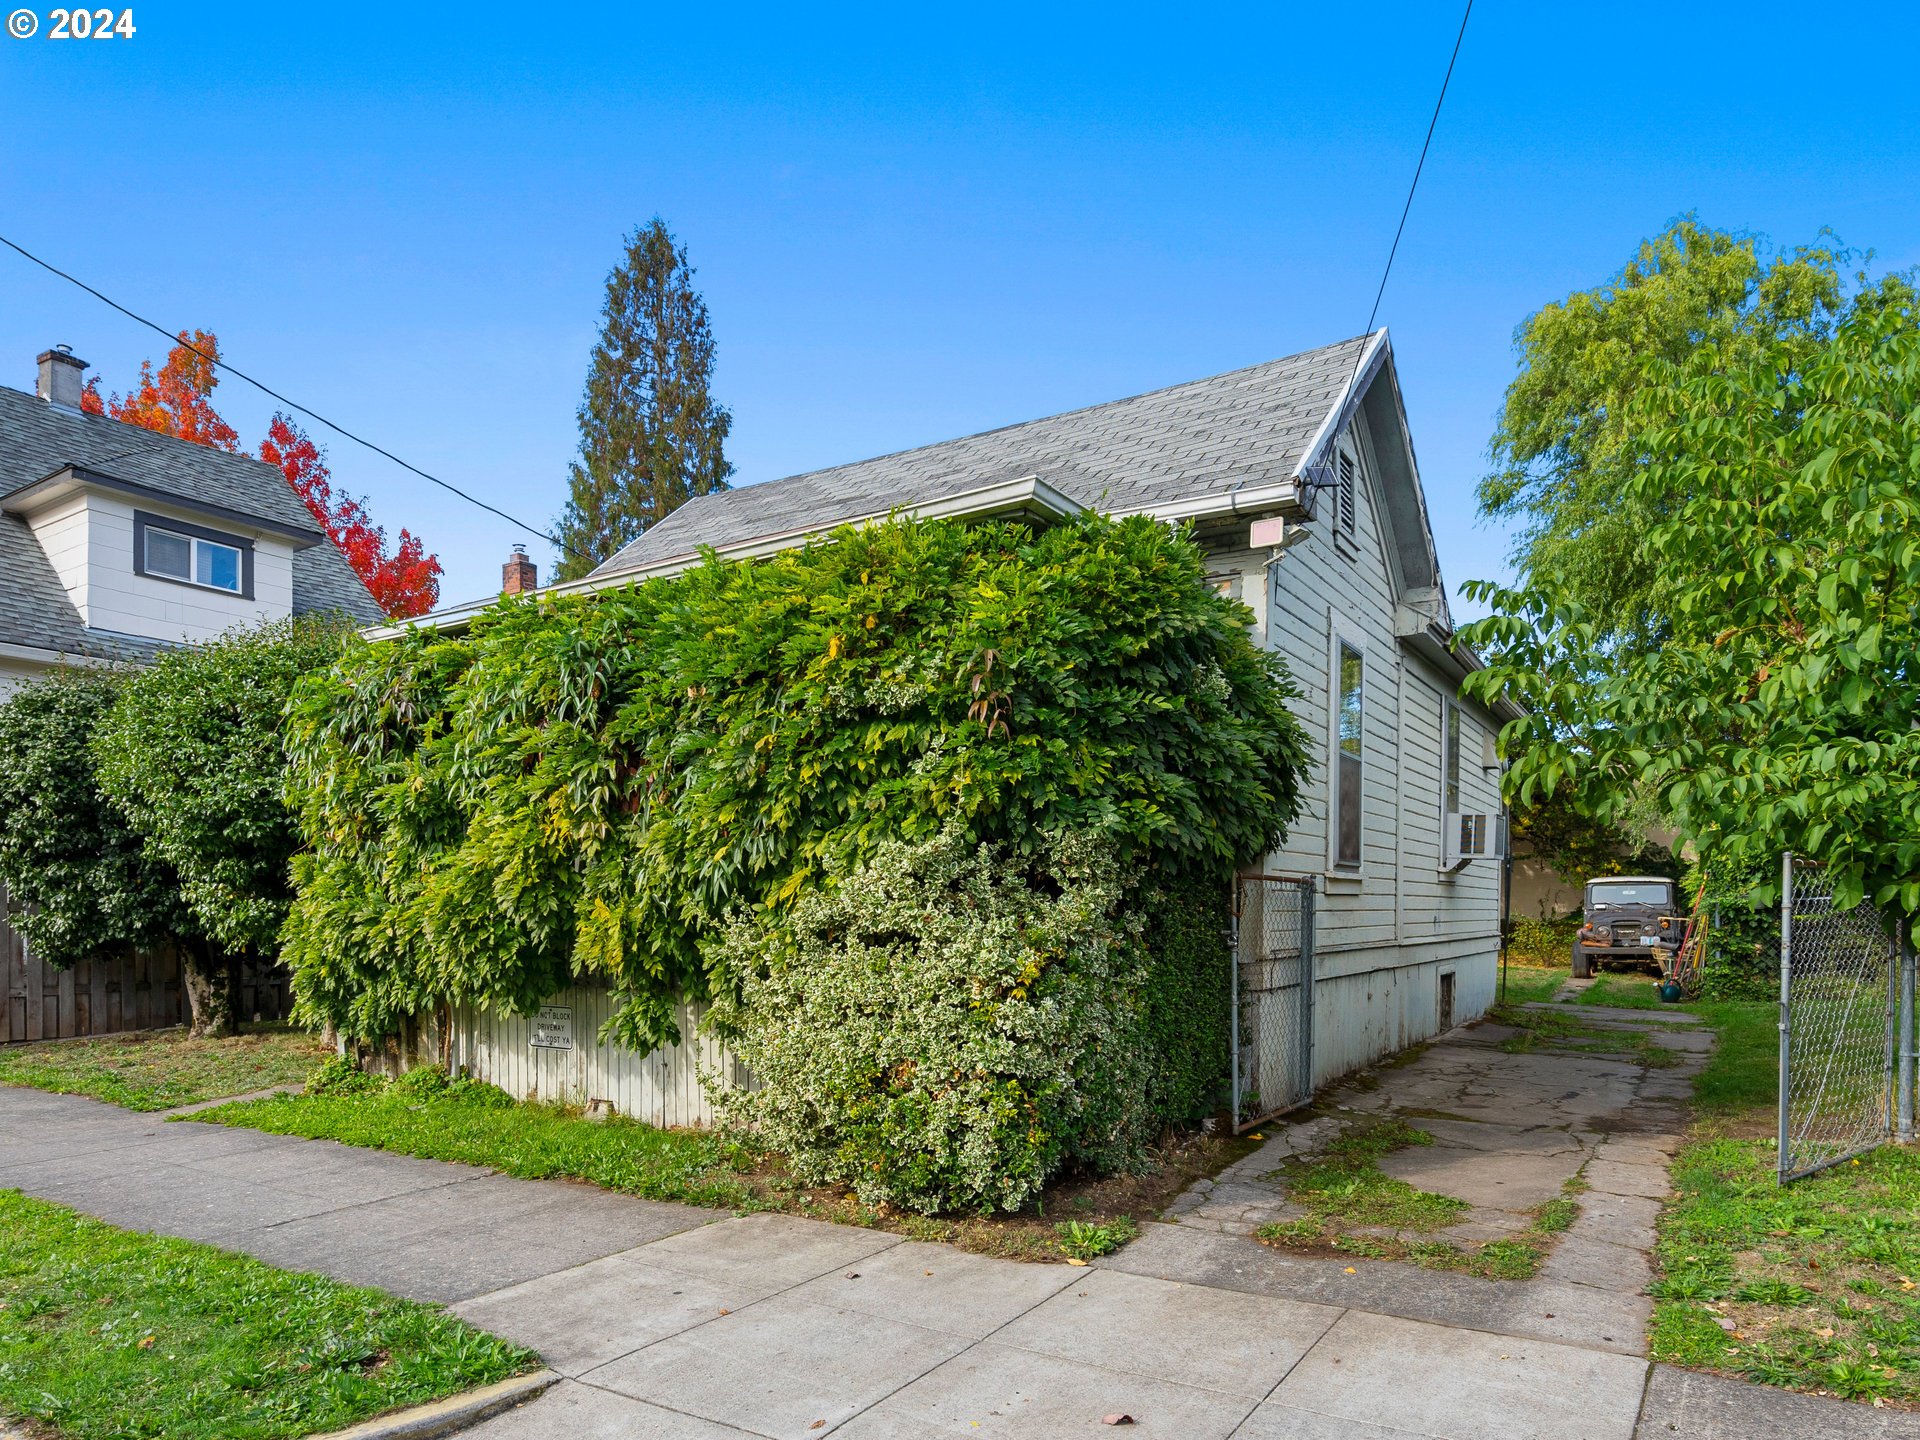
195;1071;760;1212
0;1030;328;1113
0;1189;535;1440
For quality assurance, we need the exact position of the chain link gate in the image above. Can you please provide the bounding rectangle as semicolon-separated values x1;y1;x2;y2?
1230;875;1315;1133
1778;855;1902;1182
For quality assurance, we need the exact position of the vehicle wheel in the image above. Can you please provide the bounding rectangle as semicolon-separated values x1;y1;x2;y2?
1570;942;1593;979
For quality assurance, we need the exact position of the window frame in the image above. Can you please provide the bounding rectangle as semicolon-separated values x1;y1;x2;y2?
1440;696;1466;871
133;510;254;600
1327;620;1366;873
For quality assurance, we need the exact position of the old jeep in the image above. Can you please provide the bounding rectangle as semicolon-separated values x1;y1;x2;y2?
1571;876;1684;979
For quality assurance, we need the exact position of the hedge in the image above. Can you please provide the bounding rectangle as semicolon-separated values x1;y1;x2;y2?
285;512;1310;1055
0;667;187;966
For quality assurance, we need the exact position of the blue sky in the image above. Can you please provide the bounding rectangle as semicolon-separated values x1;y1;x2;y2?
3;3;1916;611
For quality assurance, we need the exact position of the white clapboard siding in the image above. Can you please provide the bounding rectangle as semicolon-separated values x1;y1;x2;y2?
1198;396;1506;1083
429;985;750;1129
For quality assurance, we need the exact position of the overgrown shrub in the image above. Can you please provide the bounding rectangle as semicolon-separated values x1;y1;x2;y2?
0;667;189;965
1686;860;1779;1001
1507;914;1579;968
284;513;1311;1050
711;829;1154;1214
1137;867;1233;1124
95;617;350;958
306;1054;386;1097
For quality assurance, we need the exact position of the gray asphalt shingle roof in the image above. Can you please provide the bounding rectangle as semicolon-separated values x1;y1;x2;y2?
0;383;383;656
593;334;1370;578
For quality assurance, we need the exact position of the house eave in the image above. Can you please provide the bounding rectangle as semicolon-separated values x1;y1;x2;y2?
1123;477;1308;526
0;640;120;671
1393;605;1524;724
371;475;1084;641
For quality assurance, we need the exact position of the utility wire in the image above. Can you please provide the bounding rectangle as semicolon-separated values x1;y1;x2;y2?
0;231;584;560
1360;0;1473;344
1317;0;1473;468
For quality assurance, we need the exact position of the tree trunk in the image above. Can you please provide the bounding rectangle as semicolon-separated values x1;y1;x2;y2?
180;941;236;1039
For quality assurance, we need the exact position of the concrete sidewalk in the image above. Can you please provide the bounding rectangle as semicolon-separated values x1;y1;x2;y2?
3;1029;1914;1437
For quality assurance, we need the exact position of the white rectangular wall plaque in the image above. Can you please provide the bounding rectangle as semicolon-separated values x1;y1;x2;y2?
530;1005;575;1050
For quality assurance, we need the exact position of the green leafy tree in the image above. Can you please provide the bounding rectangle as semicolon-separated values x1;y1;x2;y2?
283;512;1312;1052
1463;297;1920;944
93;617;349;1034
1478;217;1856;655
1510;784;1677;890
0;669;190;966
553;219;733;580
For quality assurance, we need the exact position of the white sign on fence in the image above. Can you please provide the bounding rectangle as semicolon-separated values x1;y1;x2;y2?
531;1005;575;1050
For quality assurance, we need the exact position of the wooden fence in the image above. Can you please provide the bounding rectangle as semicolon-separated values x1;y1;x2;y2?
374;984;750;1128
3;884;294;1044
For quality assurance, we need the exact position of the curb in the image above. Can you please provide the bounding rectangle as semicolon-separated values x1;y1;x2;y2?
304;1369;559;1440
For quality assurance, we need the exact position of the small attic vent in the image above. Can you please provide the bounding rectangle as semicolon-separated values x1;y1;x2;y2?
1337;450;1357;535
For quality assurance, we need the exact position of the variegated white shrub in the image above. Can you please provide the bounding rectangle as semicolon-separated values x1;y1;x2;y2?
710;828;1154;1215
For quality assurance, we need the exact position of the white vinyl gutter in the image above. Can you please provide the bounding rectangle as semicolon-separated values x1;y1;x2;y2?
0;640;121;671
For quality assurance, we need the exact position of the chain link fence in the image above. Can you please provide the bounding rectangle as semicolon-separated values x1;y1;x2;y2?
1230;875;1315;1133
1779;856;1901;1182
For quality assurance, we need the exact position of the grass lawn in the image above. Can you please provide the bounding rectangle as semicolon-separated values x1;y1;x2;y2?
1492;961;1566;1007
0;1029;329;1113
194;1064;1249;1264
1633;980;1920;1409
194;1068;761;1211
0;1189;534;1440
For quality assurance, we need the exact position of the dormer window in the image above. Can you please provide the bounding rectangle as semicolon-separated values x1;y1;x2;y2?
145;525;241;592
133;511;253;599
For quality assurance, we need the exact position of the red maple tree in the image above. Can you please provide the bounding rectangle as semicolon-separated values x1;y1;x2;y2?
87;331;442;618
99;330;241;452
260;414;442;617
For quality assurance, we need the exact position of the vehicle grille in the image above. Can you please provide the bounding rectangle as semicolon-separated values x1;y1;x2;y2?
1610;921;1644;944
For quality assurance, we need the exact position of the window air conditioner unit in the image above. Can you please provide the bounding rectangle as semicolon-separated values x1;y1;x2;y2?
1446;812;1493;868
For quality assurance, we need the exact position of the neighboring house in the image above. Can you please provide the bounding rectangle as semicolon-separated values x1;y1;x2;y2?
0;345;383;697
397;330;1520;1112
1;344;382;1045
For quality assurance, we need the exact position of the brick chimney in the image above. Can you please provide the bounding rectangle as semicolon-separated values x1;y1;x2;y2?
37;345;87;412
502;544;537;595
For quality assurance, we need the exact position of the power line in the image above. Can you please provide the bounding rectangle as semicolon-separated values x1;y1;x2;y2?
0;231;584;560
1361;0;1474;344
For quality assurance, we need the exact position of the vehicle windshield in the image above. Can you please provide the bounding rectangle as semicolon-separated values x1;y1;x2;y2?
1588;882;1672;909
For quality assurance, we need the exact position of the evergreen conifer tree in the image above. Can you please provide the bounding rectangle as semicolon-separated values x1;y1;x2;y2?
554;219;734;580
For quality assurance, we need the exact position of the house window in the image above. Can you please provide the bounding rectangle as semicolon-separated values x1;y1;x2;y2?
1332;636;1364;869
133;511;252;598
145;525;241;593
1443;697;1462;817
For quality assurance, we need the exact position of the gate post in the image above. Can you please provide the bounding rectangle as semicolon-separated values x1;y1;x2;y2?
1777;852;1793;1182
1228;876;1241;1132
1900;935;1916;1144
1301;879;1317;1097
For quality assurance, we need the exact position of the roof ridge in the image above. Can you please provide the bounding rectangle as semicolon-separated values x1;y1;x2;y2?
741;333;1373;494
